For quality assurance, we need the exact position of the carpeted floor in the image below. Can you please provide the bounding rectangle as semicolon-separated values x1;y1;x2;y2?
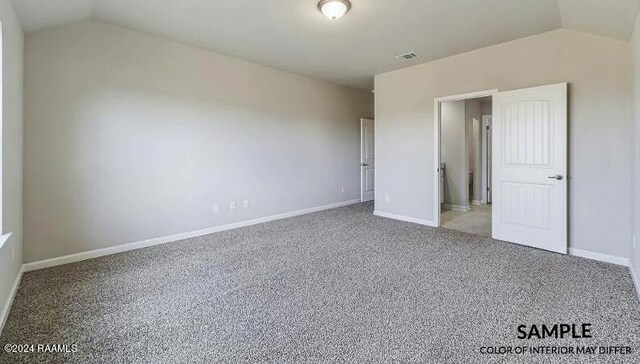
1;202;639;363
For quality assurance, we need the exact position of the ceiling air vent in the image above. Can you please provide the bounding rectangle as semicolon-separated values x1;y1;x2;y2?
396;52;420;61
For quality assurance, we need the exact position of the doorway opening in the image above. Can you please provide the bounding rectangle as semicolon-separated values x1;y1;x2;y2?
436;91;495;237
433;84;567;254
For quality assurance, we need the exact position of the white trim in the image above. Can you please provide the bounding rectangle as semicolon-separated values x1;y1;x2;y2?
360;118;374;202
568;248;629;267
434;89;498;228
481;115;492;204
24;199;360;272
0;266;22;335
0;232;11;250
434;89;500;103
373;210;437;227
471;200;482;205
631;266;640;300
443;204;471;212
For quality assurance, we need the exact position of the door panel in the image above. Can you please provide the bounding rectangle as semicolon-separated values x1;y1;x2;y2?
361;119;375;202
492;83;567;254
502;182;551;229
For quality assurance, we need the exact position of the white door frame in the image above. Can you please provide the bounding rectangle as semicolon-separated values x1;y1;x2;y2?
361;118;375;202
433;89;499;227
481;115;492;204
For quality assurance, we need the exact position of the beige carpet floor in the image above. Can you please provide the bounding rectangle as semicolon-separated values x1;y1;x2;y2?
441;204;492;237
1;202;638;363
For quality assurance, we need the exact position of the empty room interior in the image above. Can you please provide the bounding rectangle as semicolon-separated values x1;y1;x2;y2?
1;0;640;363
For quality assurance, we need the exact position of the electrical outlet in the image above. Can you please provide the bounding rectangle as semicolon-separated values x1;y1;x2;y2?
384;194;390;202
212;204;220;213
230;201;236;210
341;186;345;193
634;236;637;251
243;200;250;208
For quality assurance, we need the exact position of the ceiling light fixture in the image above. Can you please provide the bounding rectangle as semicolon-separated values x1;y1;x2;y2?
318;0;351;20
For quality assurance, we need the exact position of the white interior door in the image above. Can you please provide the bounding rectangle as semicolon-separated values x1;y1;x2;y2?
361;119;375;202
492;83;567;254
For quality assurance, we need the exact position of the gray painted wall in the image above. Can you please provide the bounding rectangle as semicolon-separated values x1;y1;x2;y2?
481;101;492;116
465;99;483;203
375;29;632;259
0;0;23;327
440;100;467;208
24;21;373;263
632;13;640;285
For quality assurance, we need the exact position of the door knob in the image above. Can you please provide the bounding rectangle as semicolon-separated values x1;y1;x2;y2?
361;163;369;167
548;174;564;180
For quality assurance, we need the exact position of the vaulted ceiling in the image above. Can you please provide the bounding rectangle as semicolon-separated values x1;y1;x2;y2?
10;0;640;90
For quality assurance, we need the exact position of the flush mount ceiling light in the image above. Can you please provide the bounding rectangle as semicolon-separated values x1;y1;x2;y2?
318;0;352;20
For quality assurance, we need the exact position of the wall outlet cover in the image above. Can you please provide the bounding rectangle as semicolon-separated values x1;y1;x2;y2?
212;204;220;213
243;200;250;208
230;202;236;210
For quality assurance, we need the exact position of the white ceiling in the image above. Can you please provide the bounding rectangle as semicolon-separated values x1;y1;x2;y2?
10;0;640;90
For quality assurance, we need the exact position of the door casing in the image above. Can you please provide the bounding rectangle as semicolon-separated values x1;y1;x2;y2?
482;115;493;204
361;118;375;202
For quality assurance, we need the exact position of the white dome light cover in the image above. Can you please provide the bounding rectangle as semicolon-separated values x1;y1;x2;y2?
318;0;352;20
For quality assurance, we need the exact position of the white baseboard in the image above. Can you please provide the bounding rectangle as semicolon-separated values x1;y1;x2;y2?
0;267;23;335
471;200;482;205
373;211;437;227
442;204;470;212
23;199;360;272
569;248;629;267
